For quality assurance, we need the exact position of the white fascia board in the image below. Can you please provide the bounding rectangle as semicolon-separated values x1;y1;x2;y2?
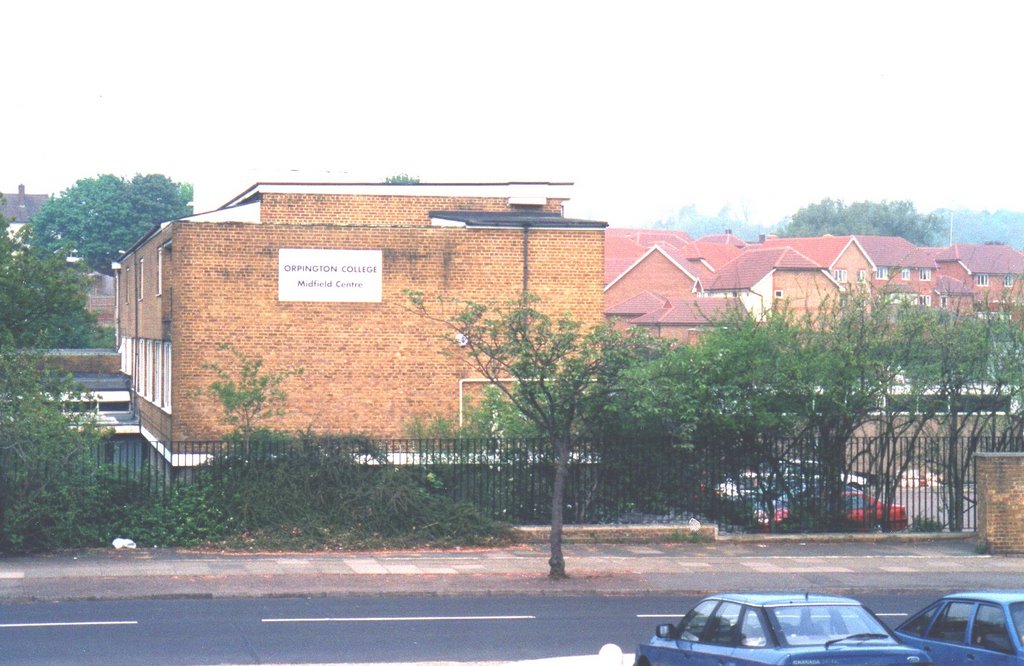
430;216;468;228
183;201;261;223
223;182;574;208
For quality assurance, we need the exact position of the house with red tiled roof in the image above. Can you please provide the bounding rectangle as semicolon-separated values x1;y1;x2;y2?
757;235;875;291
625;296;739;344
699;246;840;320
695;230;748;248
853;235;940;306
604;244;706;311
925;243;1024;310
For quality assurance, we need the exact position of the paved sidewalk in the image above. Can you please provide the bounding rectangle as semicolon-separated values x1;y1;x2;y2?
1;533;1017;603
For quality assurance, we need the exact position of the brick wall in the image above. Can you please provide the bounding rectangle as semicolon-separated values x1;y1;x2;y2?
604;250;697;308
122;216;603;441
976;453;1024;554
260;194;565;226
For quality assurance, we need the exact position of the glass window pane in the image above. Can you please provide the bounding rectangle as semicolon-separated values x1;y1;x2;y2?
972;604;1013;654
679;600;719;642
927;601;972;643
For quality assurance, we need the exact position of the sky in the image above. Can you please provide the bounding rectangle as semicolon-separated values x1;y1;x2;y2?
4;1;1024;230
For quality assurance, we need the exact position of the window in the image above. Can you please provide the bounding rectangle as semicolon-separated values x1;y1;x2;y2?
900;603;939;637
706;602;743;646
1005;275;1014;288
153;341;163;406
857;269;867;283
920;268;932;281
157;247;163;296
876;267;889;280
739;608;768;648
927;601;972;643
834;269;848;283
918;295;932;306
162;343;172;410
678;600;718;642
138;258;144;300
940;296;948;309
774;290;784;299
977;273;990;287
900;268;911;280
971;604;1013;654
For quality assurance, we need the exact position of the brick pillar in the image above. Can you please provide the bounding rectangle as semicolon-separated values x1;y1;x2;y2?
976;453;1024;554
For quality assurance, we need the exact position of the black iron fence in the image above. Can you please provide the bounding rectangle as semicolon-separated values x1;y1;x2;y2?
45;432;1020;533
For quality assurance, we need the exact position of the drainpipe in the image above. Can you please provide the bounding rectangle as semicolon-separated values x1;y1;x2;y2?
521;223;530;298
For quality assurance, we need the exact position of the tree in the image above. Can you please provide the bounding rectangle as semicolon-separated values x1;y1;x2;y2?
0;350;108;550
203;344;303;449
383;173;420;184
31;174;192;273
780;199;943;245
408;292;654;578
0;215;100;348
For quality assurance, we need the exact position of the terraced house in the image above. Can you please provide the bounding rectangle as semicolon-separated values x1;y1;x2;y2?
114;181;606;454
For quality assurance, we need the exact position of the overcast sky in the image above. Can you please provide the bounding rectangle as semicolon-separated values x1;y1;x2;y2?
4;1;1023;229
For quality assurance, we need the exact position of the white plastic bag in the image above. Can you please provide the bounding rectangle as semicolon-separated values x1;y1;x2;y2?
112;538;137;549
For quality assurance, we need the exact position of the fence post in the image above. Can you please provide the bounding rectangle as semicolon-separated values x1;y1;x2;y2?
975;453;1024;554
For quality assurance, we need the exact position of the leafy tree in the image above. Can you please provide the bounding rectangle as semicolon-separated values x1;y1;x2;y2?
383;173;420;184
31;174;192;273
0;350;108;550
203;344;303;449
780;199;943;245
408;292;655;578
0;214;101;348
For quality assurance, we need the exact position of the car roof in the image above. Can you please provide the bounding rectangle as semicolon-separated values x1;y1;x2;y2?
942;591;1024;604
709;593;860;607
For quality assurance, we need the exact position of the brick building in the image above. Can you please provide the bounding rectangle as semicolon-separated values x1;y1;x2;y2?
115;182;606;447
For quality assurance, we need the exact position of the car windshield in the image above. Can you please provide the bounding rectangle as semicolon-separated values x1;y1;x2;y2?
768;604;894;647
1011;602;1024;645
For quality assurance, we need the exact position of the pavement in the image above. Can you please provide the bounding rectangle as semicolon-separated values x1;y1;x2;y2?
0;530;1016;604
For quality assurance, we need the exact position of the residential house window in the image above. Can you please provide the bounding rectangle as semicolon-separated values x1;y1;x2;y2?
120;337;133;375
976;273;990;287
138;258;144;300
918;295;932;306
834;269;848;283
901;268;911;280
940;296;948;309
1005;275;1014;288
153;341;163;407
774;290;784;299
920;268;932;281
876;266;889;280
857;269;867;283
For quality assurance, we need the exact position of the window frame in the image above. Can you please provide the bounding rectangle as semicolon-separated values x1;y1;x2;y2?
920;268;932;281
876;266;889;280
976;273;990;287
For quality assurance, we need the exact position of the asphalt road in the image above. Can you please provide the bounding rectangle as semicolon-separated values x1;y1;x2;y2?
0;592;954;665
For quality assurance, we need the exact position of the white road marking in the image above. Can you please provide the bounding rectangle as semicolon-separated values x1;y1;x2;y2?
876;613;909;617
0;621;137;629
263;615;535;623
637;614;680;618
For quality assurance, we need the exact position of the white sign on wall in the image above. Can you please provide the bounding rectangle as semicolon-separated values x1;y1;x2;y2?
278;249;382;302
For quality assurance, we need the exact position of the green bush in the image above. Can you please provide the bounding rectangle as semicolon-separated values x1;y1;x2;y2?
910;516;945;533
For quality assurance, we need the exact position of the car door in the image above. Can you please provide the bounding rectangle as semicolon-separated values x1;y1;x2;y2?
964;602;1019;665
697;601;745;665
918;600;974;665
644;600;719;666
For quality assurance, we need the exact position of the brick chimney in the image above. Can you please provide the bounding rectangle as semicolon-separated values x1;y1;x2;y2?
17;184;25;208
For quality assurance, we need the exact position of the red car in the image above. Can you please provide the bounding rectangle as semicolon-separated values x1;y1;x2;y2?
757;489;908;532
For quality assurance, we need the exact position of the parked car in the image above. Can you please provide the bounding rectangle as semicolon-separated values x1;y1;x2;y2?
756;488;909;532
895;591;1024;664
634;592;932;665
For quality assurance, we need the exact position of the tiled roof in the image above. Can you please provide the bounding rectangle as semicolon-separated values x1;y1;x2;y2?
757;235;856;268
655;243;715;283
605;290;669;317
933;275;975;296
1;187;49;224
628;296;738;326
604;234;649;283
617;228;692;248
695;232;748;248
677;240;744;270
854;235;937;269
705;247;821;291
927;243;1024;275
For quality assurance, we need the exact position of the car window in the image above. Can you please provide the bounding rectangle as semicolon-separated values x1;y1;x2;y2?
771;604;892;647
705;602;743;646
927;601;973;643
678;600;719;642
900;603;939;637
1011;603;1024;646
971;603;1014;654
739;608;768;648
